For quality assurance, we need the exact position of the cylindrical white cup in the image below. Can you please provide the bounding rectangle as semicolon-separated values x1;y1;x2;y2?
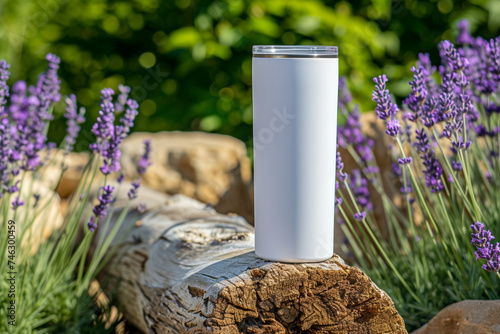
252;45;338;263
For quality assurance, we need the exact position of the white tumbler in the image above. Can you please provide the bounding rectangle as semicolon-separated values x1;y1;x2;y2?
252;45;338;262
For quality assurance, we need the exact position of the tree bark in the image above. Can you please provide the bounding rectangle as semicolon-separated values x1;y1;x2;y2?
96;191;406;334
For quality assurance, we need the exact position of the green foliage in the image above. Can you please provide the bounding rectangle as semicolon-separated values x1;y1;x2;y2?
1;0;496;152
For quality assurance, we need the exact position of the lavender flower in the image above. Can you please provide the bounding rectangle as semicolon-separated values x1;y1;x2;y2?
415;128;444;193
338;76;352;109
116;84;131;113
373;75;400;137
90;88;139;175
35;53;61;105
471;222;494;249
8;88;45;171
120;98;139;133
92;185;114;217
88;216;97;232
0;60;10;116
405;66;428;122
90;88;115;154
0;123;11;197
354;211;366;221
117;173;125;183
336;150;344;171
392;162;402;177
457;19;473;45
471;222;500;272
451;160;462;171
441;40;468;72
336;150;348;182
137;139;152;175
398;157;412;165
127;179;141;200
417;53;438;96
8;180;20;193
349;169;373;211
63;94;85;152
31;54;60;147
2;54;63;172
100;127;123;175
386;118;401;137
12;196;24;210
373;75;398;120
400;181;413;194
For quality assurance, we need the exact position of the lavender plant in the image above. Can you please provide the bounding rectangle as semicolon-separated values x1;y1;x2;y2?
0;55;151;332
336;21;500;329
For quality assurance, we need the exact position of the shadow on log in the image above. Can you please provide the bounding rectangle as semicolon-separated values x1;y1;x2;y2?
94;189;406;333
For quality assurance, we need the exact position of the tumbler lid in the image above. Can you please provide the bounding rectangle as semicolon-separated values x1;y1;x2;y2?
253;45;338;58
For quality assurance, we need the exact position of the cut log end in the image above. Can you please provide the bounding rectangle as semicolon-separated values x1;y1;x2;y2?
140;254;406;333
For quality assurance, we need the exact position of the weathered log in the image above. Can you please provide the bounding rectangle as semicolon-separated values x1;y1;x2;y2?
96;189;406;333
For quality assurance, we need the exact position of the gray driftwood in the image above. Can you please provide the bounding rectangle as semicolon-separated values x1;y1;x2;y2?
95;189;406;333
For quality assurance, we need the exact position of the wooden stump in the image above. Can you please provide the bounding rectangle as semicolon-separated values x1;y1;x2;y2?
96;191;406;333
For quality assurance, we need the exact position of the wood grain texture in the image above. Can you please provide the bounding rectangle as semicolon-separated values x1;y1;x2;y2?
96;190;406;333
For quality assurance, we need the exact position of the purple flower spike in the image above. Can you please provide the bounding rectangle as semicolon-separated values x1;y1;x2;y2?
117;173;125;183
336;147;349;183
483;243;500;272
12;196;24;210
372;75;399;121
92;185;114;218
415;128;444;193
386;118;401;137
398;157;412;165
63;94;86;152
137;139;152;175
451;160;463;171
349;169;373;211
471;222;500;272
336;151;344;171
34;53;60;129
392;163;402;177
90;88;140;175
120;98;139;132
8;180;20;193
405;66;428;122
457;19;473;45
373;75;400;137
0;60;10;116
116;84;131;113
128;179;141;200
471;222;494;249
0;123;12;197
90;88;115;154
441;40;468;72
88;216;97;232
354;211;366;221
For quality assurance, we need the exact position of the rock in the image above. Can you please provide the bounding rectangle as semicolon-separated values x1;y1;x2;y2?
2;174;64;254
38;149;91;198
412;300;500;334
93;191;407;333
120;131;253;223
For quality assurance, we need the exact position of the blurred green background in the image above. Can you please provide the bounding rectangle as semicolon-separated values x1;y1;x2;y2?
0;0;499;154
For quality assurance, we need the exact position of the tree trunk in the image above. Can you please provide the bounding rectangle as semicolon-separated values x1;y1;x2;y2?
95;191;406;333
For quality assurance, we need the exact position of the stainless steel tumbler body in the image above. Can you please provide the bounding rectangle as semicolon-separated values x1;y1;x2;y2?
252;45;338;262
